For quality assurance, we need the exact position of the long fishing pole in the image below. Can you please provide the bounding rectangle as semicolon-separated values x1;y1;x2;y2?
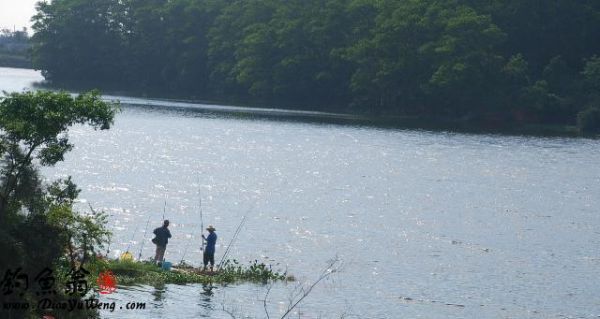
218;215;247;269
162;194;167;221
179;233;191;265
125;223;140;253
137;214;151;260
218;215;246;266
199;179;205;251
180;178;204;264
219;203;256;266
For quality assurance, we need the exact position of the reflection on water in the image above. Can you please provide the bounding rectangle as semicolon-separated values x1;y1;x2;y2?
2;67;600;318
198;284;217;318
201;283;215;297
151;285;166;305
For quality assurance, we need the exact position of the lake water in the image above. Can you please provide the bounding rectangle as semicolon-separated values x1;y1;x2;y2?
1;67;600;318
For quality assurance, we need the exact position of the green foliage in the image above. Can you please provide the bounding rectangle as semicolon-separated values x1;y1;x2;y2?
520;81;564;120
0;90;117;165
32;0;129;83
583;56;600;90
577;107;600;133
0;182;106;319
47;201;112;266
218;259;288;282
582;56;600;107
0;28;31;68
29;0;600;126
85;258;289;286
0;90;116;318
0;90;118;219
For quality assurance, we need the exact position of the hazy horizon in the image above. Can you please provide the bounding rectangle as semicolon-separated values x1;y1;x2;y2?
0;0;39;32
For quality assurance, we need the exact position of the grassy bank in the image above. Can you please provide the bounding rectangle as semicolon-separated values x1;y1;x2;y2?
83;258;291;287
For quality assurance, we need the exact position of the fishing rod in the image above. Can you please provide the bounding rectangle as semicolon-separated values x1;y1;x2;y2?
106;218;117;257
179;237;191;265
137;214;152;260
180;178;204;264
162;193;167;221
217;214;247;269
124;223;140;253
199;178;205;251
218;215;246;267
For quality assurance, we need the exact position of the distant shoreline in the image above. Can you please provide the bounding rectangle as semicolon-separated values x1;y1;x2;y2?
0;54;32;69
2;66;592;138
44;82;592;138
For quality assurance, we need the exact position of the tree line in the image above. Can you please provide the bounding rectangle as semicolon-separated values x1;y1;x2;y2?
31;0;600;130
0;28;31;68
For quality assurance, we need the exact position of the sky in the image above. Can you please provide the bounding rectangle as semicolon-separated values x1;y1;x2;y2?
0;0;40;32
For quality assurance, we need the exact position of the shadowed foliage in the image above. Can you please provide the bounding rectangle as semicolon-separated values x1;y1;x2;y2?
0;90;117;318
30;0;600;131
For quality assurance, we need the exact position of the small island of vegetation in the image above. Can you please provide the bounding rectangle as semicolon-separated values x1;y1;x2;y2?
87;258;289;286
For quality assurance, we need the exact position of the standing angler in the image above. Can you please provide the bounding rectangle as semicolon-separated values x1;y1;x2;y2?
153;220;172;265
202;225;217;272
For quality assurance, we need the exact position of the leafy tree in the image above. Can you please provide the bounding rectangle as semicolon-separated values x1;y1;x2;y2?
207;0;278;101
32;0;128;84
0;90;117;221
501;54;530;115
45;177;111;266
582;55;600;107
577;107;600;133
421;3;506;116
519;80;562;123
468;0;600;73
0;90;117;318
576;56;600;133
160;0;222;96
342;0;506;116
266;0;354;108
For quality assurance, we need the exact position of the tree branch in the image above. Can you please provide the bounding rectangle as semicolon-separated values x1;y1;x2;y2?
279;257;341;319
263;280;273;319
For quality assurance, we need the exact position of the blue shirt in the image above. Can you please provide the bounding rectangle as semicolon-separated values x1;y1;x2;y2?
205;232;217;254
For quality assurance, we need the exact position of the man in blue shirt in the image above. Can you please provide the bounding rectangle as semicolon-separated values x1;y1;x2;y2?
153;220;172;264
202;225;217;271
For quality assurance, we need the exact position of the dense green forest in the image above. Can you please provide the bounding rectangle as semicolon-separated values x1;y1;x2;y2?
30;0;600;130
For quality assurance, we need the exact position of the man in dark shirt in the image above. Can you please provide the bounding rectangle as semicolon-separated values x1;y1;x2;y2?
153;220;172;264
202;225;217;271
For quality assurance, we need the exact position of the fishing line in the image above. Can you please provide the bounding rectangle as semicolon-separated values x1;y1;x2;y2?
199;176;205;251
125;223;139;253
137;214;152;260
218;214;248;269
162;192;168;221
217;201;257;268
180;175;204;264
